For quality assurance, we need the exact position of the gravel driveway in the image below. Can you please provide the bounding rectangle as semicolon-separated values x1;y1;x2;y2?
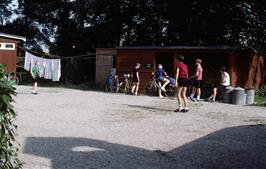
15;86;266;169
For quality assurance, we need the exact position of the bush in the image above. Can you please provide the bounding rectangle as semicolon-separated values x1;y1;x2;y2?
257;85;266;97
0;65;22;169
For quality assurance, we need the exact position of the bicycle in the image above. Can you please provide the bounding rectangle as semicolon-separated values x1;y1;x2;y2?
146;75;175;98
116;74;132;94
5;72;19;85
105;75;119;93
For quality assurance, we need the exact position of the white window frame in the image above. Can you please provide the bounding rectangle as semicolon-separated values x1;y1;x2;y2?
0;43;15;50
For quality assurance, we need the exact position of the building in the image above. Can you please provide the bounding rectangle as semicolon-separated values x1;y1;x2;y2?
96;46;266;93
0;32;26;72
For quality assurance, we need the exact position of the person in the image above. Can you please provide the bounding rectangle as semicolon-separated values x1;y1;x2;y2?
206;81;218;103
155;64;170;98
131;63;141;95
190;59;203;101
31;61;41;94
175;55;189;112
219;66;230;95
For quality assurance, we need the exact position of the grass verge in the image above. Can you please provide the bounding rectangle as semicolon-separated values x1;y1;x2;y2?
255;96;266;106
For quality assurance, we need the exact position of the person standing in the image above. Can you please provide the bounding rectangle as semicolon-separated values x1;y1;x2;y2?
175;55;189;112
131;63;141;95
31;61;41;94
190;59;203;101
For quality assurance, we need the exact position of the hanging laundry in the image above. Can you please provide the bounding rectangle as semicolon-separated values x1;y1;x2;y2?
37;57;45;78
52;59;61;81
24;52;32;71
44;59;53;79
24;51;61;81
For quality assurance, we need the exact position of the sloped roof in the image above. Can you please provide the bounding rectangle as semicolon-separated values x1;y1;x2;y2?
116;46;240;50
0;32;26;42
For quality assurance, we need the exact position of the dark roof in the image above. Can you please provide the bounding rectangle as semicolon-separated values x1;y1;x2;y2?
0;32;26;42
116;46;241;51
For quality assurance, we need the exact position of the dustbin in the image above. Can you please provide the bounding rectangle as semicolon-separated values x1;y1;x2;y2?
222;86;234;104
232;87;245;105
245;89;255;105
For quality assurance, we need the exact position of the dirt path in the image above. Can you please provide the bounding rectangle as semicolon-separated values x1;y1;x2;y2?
15;86;266;169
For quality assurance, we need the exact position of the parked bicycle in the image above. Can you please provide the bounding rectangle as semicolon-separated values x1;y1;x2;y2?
105;75;119;93
117;73;132;94
5;72;19;85
146;75;175;98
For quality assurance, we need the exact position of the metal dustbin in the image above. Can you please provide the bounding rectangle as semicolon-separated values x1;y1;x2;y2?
245;89;255;105
222;86;234;104
232;87;245;105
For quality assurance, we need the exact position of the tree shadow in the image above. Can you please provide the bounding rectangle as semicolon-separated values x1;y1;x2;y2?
167;124;266;169
23;137;172;169
23;125;266;169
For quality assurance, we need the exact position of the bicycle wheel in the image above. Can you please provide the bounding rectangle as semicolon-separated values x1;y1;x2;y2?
124;80;131;94
146;82;157;96
14;76;19;85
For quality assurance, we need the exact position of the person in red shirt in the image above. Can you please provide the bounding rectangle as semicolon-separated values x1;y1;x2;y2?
190;59;203;101
175;55;189;112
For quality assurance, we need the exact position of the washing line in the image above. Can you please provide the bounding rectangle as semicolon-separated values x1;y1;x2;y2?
17;45;96;60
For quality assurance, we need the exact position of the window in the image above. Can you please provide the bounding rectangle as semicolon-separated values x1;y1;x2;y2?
0;43;15;50
5;44;14;49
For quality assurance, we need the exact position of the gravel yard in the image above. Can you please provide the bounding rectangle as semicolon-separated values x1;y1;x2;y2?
15;85;266;169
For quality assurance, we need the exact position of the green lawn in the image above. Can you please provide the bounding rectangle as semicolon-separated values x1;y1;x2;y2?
255;96;266;106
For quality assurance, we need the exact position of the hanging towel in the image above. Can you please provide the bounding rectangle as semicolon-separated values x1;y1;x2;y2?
24;52;32;71
52;59;61;81
38;57;46;78
30;55;38;71
44;59;53;79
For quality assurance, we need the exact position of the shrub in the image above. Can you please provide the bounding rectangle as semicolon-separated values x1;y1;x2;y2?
0;65;22;169
257;85;266;97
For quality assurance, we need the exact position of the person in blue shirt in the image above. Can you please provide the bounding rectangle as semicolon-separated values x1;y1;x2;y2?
155;64;170;97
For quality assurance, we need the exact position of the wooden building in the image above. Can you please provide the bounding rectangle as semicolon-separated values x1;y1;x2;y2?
96;46;266;93
0;32;26;72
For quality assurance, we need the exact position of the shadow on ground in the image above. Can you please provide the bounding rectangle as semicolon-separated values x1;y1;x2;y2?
126;104;174;112
23;125;266;169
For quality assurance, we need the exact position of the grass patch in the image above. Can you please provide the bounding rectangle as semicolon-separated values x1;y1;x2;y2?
255;96;266;106
243;118;266;124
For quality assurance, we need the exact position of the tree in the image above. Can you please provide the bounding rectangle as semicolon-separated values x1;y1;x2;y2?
0;0;13;25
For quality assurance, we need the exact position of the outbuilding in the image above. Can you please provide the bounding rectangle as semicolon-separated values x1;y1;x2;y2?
96;46;266;93
0;32;26;72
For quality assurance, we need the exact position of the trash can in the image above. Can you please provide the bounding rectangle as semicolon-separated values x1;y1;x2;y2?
232;87;245;105
245;89;255;105
222;86;234;104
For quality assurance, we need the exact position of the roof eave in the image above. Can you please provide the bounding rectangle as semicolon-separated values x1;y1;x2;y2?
0;33;26;42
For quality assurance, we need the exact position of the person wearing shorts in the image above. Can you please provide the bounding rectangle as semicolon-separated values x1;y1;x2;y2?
31;61;41;94
190;59;203;101
131;63;141;95
155;64;170;97
175;55;189;112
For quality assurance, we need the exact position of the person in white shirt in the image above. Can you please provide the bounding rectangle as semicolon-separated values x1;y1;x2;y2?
219;66;230;98
220;66;230;87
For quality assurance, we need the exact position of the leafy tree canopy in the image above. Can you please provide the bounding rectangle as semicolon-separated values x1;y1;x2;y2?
0;0;265;55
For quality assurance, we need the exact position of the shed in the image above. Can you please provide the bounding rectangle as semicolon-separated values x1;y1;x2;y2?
0;32;26;72
96;46;266;93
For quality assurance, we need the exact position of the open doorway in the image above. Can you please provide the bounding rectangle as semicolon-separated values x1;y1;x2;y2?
155;52;175;77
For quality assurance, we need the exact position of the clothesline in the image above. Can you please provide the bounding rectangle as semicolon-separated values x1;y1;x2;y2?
17;45;96;60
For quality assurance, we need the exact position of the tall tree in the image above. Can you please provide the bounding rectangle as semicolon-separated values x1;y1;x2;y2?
0;0;13;25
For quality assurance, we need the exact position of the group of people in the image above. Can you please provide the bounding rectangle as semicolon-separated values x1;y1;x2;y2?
130;55;231;113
